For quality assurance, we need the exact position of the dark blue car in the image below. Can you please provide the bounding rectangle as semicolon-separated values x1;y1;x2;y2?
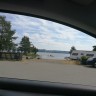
86;57;96;67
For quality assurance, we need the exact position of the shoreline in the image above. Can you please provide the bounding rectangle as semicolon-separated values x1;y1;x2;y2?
22;58;80;65
0;58;80;65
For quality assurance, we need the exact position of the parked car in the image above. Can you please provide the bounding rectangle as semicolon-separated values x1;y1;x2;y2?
86;57;96;67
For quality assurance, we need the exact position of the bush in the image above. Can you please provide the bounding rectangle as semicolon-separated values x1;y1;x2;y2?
80;56;88;65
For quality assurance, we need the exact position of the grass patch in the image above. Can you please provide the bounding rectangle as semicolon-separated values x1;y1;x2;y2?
24;53;39;59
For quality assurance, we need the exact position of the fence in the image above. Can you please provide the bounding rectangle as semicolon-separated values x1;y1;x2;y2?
0;52;22;60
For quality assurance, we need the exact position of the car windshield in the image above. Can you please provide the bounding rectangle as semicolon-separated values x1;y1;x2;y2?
0;12;96;86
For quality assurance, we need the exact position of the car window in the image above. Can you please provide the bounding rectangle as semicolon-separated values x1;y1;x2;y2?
0;12;96;86
86;54;94;56
72;53;78;55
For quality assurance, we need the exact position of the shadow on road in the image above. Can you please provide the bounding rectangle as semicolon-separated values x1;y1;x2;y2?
82;65;96;69
76;63;96;69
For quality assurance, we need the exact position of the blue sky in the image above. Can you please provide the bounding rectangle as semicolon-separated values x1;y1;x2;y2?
0;12;96;51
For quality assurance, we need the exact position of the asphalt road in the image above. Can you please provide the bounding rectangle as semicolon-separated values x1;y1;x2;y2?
0;60;96;86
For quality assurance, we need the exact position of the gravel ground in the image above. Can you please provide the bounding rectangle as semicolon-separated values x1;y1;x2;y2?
0;59;96;86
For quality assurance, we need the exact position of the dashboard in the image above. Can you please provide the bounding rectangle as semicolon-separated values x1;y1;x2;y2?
0;77;96;96
0;90;61;96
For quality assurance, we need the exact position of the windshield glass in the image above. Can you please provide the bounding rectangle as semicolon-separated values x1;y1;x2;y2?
0;12;96;86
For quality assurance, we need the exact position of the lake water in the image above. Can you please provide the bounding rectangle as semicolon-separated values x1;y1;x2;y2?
37;52;70;60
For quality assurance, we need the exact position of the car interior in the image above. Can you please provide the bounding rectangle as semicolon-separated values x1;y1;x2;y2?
0;0;96;96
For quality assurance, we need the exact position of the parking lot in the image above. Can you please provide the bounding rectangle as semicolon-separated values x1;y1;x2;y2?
0;60;96;86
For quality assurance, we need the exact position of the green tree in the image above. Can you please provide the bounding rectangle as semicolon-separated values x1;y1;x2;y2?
19;36;31;55
93;45;96;51
30;46;38;54
12;44;18;52
0;16;17;52
70;46;76;54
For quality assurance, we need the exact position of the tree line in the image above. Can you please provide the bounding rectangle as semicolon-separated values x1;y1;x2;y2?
0;16;38;55
70;45;96;55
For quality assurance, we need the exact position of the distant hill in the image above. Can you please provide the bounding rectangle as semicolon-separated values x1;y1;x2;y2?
38;49;69;54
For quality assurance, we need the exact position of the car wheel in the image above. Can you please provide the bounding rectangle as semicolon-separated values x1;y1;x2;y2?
92;62;96;68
